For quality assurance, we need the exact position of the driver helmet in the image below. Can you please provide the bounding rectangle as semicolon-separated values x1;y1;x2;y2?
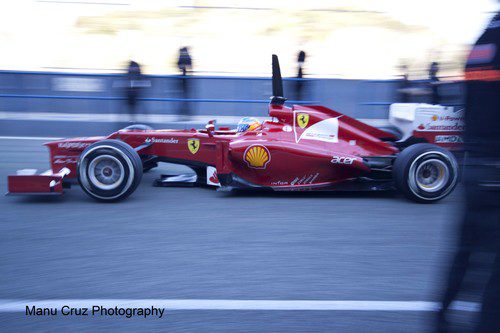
237;117;261;132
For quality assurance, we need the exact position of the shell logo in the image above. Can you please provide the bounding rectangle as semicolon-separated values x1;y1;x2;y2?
431;115;438;121
244;145;271;169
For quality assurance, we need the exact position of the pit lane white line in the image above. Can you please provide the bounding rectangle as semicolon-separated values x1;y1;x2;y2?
0;300;480;312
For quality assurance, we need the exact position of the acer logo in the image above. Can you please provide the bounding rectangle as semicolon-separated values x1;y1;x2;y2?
331;156;355;165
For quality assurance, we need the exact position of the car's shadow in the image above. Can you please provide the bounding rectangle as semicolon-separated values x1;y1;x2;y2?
3;173;403;204
8;188;401;204
217;188;401;200
5;195;67;203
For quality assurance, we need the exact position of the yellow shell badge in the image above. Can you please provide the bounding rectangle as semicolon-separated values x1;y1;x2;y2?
244;145;271;169
297;113;309;129
187;138;200;154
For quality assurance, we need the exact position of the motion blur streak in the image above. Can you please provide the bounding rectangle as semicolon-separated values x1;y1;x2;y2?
436;10;500;333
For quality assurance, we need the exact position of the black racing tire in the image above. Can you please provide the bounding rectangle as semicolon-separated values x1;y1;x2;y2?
122;124;153;131
393;143;458;203
77;139;143;202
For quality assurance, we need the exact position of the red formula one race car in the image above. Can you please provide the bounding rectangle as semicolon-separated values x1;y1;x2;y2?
7;56;462;203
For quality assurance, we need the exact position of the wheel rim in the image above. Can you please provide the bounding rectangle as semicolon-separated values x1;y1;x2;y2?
88;155;125;190
414;159;449;192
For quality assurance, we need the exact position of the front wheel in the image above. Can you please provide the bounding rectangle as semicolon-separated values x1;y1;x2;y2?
77;140;143;202
393;143;458;203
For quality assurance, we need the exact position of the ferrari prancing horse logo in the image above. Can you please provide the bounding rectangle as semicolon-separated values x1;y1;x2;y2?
297;113;309;128
187;138;200;154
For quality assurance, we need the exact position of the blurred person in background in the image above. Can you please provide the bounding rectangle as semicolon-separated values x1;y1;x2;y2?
397;64;411;103
436;12;500;333
295;50;306;102
124;60;147;123
397;63;431;102
429;61;440;104
177;46;193;120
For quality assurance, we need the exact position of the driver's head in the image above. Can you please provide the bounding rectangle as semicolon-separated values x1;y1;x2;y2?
237;117;261;132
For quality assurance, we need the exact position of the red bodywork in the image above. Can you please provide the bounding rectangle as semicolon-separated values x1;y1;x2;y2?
8;104;408;194
7;168;70;194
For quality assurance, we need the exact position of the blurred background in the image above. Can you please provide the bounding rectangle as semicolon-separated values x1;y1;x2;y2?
0;0;496;77
1;1;499;332
0;0;497;136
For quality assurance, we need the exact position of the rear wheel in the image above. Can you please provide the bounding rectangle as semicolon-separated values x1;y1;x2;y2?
77;139;142;202
393;143;458;203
